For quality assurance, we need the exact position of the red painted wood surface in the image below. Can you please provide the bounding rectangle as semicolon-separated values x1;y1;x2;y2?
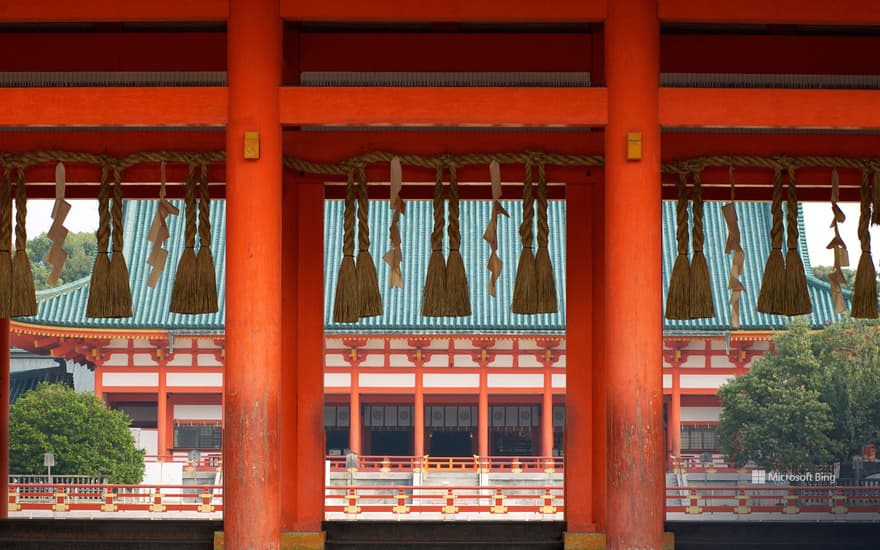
280;174;299;530
280;86;608;127
282;0;606;22
565;181;595;531
224;0;282;548
660;88;880;130
604;1;664;548
0;88;227;127
0;318;8;519
659;0;880;25
294;179;326;531
0;0;226;22
590;182;607;530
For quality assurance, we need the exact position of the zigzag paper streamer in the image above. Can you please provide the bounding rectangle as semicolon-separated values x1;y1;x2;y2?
827;168;849;314
147;162;180;288
382;157;405;288
722;167;745;328
47;162;70;286
482;160;509;297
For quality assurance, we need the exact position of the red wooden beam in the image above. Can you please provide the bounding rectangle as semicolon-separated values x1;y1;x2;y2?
660;88;880;130
280;87;608;127
282;0;605;22
0;87;226;127
0;33;226;72
0;0;226;22
659;0;880;25
298;33;592;73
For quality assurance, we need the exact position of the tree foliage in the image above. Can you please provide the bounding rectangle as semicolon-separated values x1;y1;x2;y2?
10;383;145;483
719;318;880;472
718;320;837;471
26;231;97;290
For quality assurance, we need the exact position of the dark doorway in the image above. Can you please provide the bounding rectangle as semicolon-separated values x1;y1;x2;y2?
429;431;473;457
370;430;413;456
326;429;349;454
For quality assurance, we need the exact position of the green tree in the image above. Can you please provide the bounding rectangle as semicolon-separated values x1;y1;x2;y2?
718;320;838;471
26;231;97;290
811;319;880;459
10;383;145;483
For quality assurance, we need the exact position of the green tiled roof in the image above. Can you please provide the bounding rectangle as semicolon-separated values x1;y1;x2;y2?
20;199;844;333
10;363;72;403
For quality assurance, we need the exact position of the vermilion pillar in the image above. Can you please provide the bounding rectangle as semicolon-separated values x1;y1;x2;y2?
590;181;607;531
294;180;326;533
541;369;554;459
349;376;361;454
669;367;682;462
1;318;9;519
226;0;282;547
564;182;595;534
414;368;425;457
280;175;299;530
605;0;664;548
478;369;489;459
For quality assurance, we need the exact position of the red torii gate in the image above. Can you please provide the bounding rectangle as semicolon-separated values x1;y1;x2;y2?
1;1;880;549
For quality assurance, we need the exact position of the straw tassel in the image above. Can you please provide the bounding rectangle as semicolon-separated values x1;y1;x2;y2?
665;172;691;320
0;170;12;318
512;162;537;314
445;164;471;316
107;169;132;318
534;163;557;314
689;171;714;319
10;169;36;317
851;170;878;319
195;164;218;313
169;166;199;314
757;169;786;315
356;167;383;318
782;168;811;316
422;166;447;317
87;168;112;318
332;172;360;323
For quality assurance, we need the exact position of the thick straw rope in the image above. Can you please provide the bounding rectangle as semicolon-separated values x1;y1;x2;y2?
445;164;471;316
195;163;218;314
0;169;12;317
852;170;878;319
757;169;786;315
827;168;849;314
512;162;537;314
169;166;198;315
534;162;557;314
333;171;360;323
11;169;36;316
666;172;691;320
783;168;811;316
107;168;132;318
7;150;880;322
356;166;383;318
689;172;714;319
422;166;447;317
87;167;112;318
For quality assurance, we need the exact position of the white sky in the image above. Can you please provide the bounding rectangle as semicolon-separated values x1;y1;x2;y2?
13;199;872;270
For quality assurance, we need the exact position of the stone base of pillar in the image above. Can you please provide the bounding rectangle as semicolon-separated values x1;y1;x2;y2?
281;531;326;549
214;531;326;549
563;532;605;549
563;532;674;549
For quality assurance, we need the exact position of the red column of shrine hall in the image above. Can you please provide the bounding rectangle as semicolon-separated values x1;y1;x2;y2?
4;1;880;549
